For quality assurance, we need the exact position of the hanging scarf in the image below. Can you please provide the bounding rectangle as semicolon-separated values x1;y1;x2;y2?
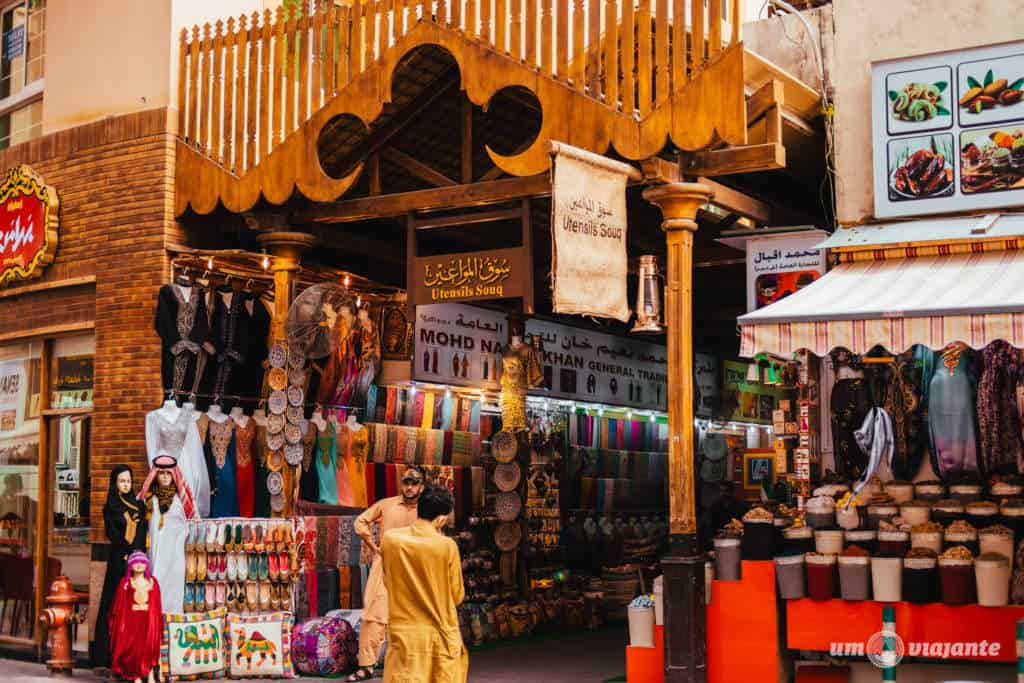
853;407;895;496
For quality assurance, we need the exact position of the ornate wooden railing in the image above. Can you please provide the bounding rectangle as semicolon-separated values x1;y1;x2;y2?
178;0;742;174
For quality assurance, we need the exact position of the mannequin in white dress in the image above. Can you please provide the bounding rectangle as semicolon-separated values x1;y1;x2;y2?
138;454;198;614
144;400;210;517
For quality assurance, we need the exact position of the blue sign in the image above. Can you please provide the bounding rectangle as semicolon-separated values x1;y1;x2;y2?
4;25;24;62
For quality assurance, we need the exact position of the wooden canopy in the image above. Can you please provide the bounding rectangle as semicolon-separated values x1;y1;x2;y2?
173;0;817;217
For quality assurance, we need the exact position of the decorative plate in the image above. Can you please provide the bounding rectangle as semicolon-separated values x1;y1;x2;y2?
267;449;284;472
495;491;522;521
269;343;287;369
267;470;284;495
270;493;286;513
269;390;288;415
267;431;285;451
285;423;302;445
494;522;522;552
493;463;522;492
267;413;285;434
288;346;306;369
268;367;288;391
285;443;305;466
288;367;306;386
287;404;305;425
287;385;304;407
492;430;517;464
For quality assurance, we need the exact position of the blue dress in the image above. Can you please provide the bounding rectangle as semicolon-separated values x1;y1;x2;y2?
205;417;239;517
315;421;339;505
928;346;979;478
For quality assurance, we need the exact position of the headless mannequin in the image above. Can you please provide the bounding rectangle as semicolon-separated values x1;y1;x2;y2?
229;406;248;427
346;412;363;432
206;404;228;423
157;399;181;421
509;335;524;350
311;409;328;432
252;408;268;427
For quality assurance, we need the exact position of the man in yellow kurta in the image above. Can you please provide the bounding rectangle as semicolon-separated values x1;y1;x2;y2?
380;486;467;683
348;466;424;681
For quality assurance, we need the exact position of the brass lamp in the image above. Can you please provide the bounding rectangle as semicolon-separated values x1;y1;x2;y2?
631;255;665;334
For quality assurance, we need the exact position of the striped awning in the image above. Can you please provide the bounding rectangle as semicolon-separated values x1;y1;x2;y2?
738;249;1024;357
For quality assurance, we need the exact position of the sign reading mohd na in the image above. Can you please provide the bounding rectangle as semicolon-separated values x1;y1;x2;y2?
549;142;638;322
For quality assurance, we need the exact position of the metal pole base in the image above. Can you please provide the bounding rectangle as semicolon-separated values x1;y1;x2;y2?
662;534;707;683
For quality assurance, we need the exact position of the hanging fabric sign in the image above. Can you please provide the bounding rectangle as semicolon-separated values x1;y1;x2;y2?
549;142;634;322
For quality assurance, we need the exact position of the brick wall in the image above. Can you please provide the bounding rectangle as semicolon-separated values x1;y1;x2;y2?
0;107;175;541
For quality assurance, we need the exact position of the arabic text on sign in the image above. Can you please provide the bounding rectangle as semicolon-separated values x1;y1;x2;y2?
422;256;513;288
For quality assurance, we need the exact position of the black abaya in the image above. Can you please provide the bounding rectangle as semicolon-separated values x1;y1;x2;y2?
92;465;148;668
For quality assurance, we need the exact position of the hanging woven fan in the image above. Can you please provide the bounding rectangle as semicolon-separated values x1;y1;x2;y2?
285;283;354;359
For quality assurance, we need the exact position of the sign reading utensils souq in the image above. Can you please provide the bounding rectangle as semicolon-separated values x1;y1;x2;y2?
0;165;59;287
550;142;633;322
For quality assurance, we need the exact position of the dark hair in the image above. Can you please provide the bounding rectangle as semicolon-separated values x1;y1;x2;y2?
417;485;454;520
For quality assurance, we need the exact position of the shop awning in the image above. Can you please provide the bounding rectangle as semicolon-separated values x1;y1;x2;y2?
738;249;1024;357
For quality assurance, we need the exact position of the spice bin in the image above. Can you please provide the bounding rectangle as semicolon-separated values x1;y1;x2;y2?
975;552;1011;607
838;548;871;601
806;553;837;600
775;554;806;600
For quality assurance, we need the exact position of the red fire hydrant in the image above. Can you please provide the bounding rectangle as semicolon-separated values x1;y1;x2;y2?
39;575;88;676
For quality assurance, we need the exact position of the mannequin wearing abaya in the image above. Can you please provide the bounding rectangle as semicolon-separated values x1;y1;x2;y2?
929;343;980;477
93;466;147;669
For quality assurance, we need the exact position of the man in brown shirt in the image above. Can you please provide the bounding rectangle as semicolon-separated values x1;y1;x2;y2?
348;466;424;681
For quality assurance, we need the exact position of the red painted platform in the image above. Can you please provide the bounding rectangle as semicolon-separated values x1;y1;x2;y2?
787;599;1024;662
627;561;781;683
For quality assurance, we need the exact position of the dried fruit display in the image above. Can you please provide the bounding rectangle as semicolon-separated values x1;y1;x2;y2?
961;70;1024;114
891;142;954;198
890;81;949;122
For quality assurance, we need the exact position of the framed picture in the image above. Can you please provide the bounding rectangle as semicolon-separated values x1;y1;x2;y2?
378;302;411;361
742;449;776;492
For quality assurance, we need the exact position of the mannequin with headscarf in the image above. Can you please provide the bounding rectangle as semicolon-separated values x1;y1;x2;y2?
108;551;163;683
93;466;148;669
139;454;198;614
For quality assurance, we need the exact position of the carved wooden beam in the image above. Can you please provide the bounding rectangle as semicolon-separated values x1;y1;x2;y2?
381;146;457;187
295;174;550;224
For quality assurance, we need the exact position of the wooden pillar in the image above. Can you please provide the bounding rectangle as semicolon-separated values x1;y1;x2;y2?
34;337;53;649
642;181;712;683
257;231;316;341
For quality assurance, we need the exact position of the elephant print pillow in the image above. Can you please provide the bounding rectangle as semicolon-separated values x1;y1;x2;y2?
227;612;295;679
162;607;227;680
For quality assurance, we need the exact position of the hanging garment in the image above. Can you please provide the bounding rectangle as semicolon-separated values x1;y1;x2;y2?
348;426;369;508
144;405;210;518
876;356;925;481
332;325;363;408
155;284;211;396
209;290;251;405
234;417;257;517
977;340;1024;474
830;350;871;481
299;420;321;503
316;421;339;505
854;407;895;494
199;415;240;517
929;345;980;477
253;424;272;517
336;424;355;507
500;344;529;431
240;295;272;410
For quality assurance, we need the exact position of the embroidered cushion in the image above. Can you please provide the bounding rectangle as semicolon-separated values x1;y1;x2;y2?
161;608;227;681
292;615;357;676
225;611;295;679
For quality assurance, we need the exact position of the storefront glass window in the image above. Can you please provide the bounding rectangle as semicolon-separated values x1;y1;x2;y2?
49;335;92;651
0;340;41;640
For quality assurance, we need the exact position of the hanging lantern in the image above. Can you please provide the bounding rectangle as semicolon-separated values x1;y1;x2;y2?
631;255;664;334
746;363;760;383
